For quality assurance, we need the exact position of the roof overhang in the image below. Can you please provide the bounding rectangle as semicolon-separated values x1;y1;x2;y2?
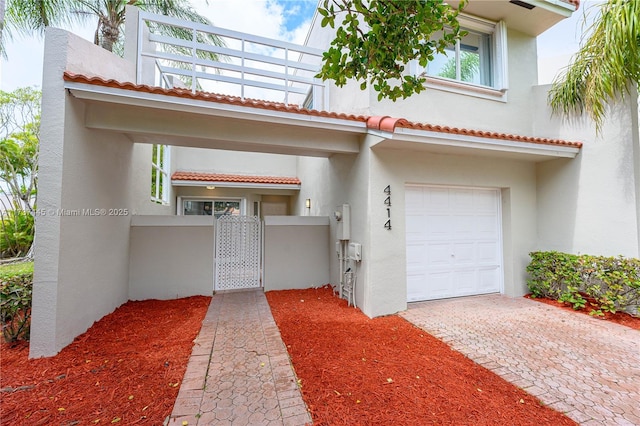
64;81;364;158
64;76;581;162
370;127;580;161
448;0;575;36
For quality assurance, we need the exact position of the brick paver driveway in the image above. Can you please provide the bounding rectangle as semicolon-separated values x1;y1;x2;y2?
400;294;640;426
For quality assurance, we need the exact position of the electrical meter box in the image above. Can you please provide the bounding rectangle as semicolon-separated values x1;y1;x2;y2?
348;242;362;261
334;204;350;240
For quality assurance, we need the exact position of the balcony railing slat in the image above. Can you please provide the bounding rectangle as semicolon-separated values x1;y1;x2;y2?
156;65;312;95
150;57;322;88
147;33;320;73
137;10;325;106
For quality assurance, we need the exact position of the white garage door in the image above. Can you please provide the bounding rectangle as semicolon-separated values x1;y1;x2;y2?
406;185;502;302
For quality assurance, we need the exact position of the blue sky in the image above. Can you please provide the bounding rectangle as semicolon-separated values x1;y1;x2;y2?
0;0;599;92
277;0;318;32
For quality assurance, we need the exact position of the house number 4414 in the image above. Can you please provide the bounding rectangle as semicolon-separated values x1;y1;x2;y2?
384;185;391;230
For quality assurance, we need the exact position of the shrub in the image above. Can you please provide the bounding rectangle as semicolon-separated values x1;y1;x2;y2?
0;209;34;258
527;251;640;316
526;251;581;299
0;268;33;342
580;255;640;315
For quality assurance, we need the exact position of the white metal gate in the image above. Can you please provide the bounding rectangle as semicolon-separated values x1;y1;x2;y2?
214;215;262;291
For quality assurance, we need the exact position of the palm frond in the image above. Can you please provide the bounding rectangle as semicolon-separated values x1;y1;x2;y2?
5;0;88;36
548;0;640;133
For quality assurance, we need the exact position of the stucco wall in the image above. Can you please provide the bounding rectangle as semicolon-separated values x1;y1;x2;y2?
313;17;540;139
293;154;343;281
363;145;537;317
533;85;640;257
296;138;539;318
129;216;214;300
172;147;298;177
294;144;372;313
263;216;330;290
31;29;138;357
369;28;538;135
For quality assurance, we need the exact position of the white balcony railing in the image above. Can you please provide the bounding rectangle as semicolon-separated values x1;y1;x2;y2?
135;10;326;108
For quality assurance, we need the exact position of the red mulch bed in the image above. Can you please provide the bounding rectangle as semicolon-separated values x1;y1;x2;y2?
266;286;577;426
0;296;210;425
525;295;640;330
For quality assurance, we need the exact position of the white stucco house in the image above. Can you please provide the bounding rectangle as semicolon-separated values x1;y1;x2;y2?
30;0;640;358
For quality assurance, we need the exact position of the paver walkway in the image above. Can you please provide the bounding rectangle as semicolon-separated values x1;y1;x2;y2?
400;294;640;426
168;290;311;426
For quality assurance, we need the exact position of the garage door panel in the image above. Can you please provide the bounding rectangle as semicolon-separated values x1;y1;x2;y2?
477;241;499;263
476;215;498;234
407;273;428;301
426;215;451;238
425;271;452;299
478;267;501;292
453;189;474;209
426;188;450;211
453;214;475;236
452;242;475;264
453;269;476;295
406;242;426;267
405;188;425;211
474;190;498;211
406;185;502;302
426;243;452;267
406;213;428;241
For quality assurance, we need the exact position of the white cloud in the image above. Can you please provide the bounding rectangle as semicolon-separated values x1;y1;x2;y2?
190;0;310;43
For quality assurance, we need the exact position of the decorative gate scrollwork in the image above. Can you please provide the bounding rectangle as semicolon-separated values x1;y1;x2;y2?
214;215;261;291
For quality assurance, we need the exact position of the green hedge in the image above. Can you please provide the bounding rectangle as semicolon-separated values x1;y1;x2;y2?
527;251;640;316
0;270;33;342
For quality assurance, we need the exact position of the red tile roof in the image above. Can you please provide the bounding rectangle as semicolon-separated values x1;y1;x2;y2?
172;171;301;186
366;116;583;148
64;72;582;149
63;72;367;124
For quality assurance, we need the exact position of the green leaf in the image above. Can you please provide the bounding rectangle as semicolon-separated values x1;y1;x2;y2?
549;0;640;133
316;0;468;100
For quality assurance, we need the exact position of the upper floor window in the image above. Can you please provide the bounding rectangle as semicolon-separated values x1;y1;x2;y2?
411;15;508;100
151;144;171;204
427;29;493;86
